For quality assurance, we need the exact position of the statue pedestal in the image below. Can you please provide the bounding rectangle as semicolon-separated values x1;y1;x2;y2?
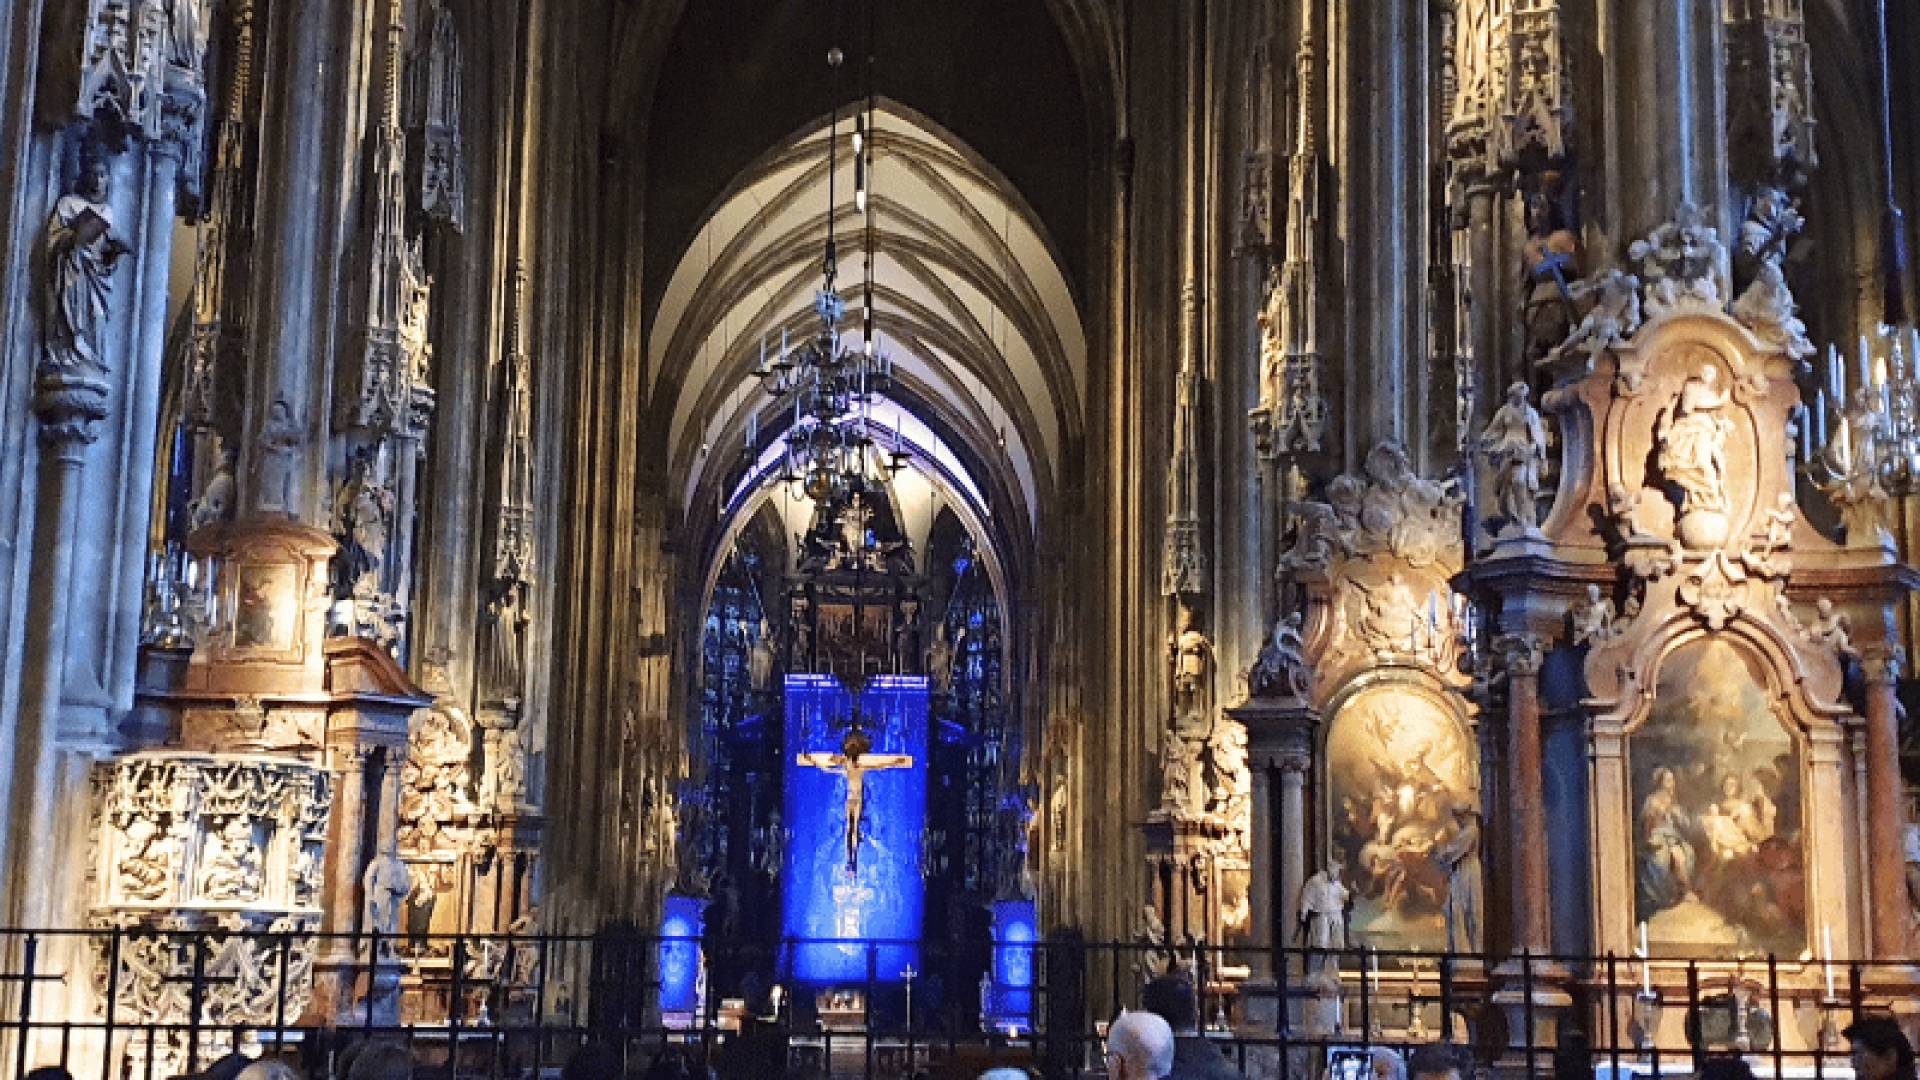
1491;957;1572;1061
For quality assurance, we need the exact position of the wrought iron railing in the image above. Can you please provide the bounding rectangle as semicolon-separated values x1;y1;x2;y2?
0;926;1902;1079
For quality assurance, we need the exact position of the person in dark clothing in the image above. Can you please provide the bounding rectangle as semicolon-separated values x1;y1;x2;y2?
1696;1056;1756;1080
1408;1044;1466;1080
1845;1014;1918;1080
1141;974;1243;1080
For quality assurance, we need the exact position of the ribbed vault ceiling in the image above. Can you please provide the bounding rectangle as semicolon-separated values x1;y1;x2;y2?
652;104;1087;540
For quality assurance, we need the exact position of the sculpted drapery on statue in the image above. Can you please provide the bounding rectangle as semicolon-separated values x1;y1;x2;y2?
1480;381;1548;536
42;154;127;395
1656;364;1734;546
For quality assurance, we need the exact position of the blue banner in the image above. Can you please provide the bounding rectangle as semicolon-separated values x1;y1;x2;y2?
781;673;930;984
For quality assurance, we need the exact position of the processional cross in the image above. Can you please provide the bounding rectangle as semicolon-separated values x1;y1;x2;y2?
796;727;913;875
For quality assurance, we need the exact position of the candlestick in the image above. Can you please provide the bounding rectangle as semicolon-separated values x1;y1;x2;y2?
1824;924;1836;999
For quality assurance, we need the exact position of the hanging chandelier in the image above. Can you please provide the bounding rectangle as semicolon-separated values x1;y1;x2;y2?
751;29;908;506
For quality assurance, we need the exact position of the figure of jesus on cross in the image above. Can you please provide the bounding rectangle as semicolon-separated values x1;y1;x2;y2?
797;727;913;875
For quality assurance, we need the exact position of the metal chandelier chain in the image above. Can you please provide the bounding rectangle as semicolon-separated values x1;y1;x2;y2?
749;0;906;507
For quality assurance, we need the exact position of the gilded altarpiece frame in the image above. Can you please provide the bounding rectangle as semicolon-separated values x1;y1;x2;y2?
1286;444;1483;957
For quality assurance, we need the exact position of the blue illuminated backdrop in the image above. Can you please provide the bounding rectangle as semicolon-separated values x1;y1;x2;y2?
781;673;930;984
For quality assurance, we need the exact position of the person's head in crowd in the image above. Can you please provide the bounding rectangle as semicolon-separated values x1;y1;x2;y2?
1846;1015;1918;1080
1408;1043;1466;1080
233;1062;300;1080
562;1041;625;1080
25;1068;74;1080
1140;974;1201;1035
1106;1009;1175;1080
1696;1057;1756;1080
1370;1046;1407;1080
344;1040;412;1080
178;1052;251;1080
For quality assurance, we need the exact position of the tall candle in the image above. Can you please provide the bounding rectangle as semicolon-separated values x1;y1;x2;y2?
1830;344;1845;405
1824;924;1835;999
1816;389;1829;447
1858;335;1874;399
1639;922;1651;995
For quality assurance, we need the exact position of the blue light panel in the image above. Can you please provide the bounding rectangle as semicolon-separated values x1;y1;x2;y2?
781;673;930;984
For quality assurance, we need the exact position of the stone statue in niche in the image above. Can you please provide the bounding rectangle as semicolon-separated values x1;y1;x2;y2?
1656;364;1734;548
253;399;304;515
1136;904;1172;978
1159;727;1202;816
748;617;777;690
925;622;955;692
1430;800;1482;952
42;151;128;382
1732;188;1813;362
1520;187;1582;366
189;447;237;532
1169;606;1213;715
483;724;528;810
1479;380;1549;537
198;817;261;903
361;848;411;938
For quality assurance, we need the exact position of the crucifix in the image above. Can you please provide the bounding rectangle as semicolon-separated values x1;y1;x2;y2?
796;727;913;874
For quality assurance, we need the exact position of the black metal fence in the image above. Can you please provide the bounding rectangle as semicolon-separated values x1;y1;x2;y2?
0;926;1905;1080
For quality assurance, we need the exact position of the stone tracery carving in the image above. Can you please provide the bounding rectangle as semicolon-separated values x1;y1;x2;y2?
399;697;475;854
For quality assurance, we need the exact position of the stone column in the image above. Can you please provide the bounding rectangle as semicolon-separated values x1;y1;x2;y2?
1343;0;1429;461
1494;633;1550;956
311;742;374;1022
239;0;373;523
1276;751;1309;943
1860;646;1909;961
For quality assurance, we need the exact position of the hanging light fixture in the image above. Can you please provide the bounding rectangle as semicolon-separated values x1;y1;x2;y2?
751;7;906;507
1806;0;1920;502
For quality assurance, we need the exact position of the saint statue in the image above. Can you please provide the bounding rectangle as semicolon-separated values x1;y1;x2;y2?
189;447;237;532
1297;862;1349;968
795;728;913;875
42;153;128;382
1479;381;1548;536
748;617;777;690
1430;801;1482;952
362;848;412;938
117;816;174;901
1169;606;1213;710
925;623;956;692
254;398;304;515
1656;365;1734;532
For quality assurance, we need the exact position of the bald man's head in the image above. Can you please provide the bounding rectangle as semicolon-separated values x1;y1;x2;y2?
1107;1009;1175;1079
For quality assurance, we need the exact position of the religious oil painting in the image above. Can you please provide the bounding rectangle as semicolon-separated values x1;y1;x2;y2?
232;564;295;650
1632;638;1804;955
1326;684;1479;951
